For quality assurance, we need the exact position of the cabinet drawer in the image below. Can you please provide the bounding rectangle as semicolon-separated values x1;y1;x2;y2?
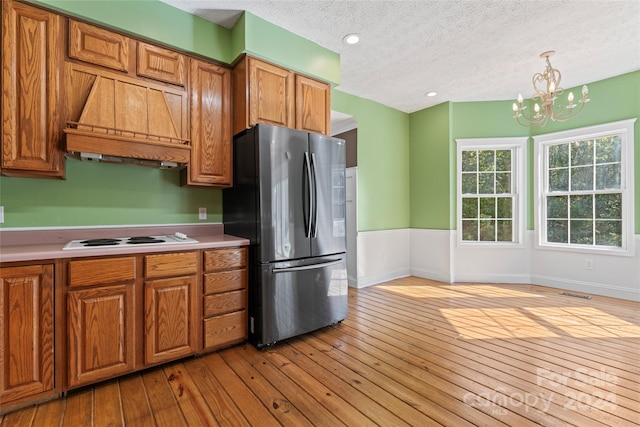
68;257;136;287
68;19;129;72
204;290;246;317
203;310;247;350
145;252;197;278
204;269;246;295
137;42;185;86
203;247;247;272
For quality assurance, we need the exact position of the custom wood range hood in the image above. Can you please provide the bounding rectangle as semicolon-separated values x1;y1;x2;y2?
64;63;190;167
63;42;191;168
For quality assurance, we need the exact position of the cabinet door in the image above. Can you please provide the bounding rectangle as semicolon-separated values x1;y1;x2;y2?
137;42;185;86
295;75;331;135
249;57;294;129
184;59;232;186
68;19;129;72
67;284;135;388
144;276;196;365
1;0;63;177
0;264;54;404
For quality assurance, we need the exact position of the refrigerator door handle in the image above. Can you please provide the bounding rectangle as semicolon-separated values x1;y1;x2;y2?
310;152;319;238
273;259;343;273
303;152;313;238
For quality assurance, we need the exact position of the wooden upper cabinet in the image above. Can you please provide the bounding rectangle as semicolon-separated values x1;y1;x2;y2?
233;56;294;135
183;58;232;187
137;42;186;86
68;19;130;72
233;56;331;136
295;75;331;135
0;264;55;405
1;0;64;177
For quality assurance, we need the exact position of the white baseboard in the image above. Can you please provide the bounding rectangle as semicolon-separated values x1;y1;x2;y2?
531;275;640;301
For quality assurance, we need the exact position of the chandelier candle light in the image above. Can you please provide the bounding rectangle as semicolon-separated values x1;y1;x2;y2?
512;50;589;127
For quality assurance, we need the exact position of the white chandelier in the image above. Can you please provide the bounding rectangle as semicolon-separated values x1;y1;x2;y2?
512;50;589;127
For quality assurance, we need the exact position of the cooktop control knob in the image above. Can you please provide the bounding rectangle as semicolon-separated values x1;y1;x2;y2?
174;232;188;240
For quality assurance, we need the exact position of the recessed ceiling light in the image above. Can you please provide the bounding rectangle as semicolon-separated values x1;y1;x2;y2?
426;91;437;97
342;33;360;45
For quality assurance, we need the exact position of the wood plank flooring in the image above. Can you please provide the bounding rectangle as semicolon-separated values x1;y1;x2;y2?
2;277;638;426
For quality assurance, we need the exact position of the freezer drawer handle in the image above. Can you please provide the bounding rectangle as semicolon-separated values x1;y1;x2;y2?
273;259;343;273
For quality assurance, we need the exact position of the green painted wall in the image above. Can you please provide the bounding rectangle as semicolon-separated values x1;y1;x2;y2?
409;70;640;234
409;102;452;229
242;13;340;85
332;90;410;231
0;161;221;227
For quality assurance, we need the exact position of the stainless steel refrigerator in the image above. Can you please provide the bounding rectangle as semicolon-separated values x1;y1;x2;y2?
223;124;347;348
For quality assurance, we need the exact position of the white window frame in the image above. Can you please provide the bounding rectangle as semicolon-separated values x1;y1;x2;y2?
534;119;636;256
455;137;527;246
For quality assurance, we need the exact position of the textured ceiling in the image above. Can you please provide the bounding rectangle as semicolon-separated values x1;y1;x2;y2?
160;0;640;114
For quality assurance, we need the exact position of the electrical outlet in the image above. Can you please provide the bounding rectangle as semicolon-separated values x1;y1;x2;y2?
584;258;594;270
198;207;207;220
0;206;3;224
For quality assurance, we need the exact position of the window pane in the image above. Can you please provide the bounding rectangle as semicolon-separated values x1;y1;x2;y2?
461;173;477;194
570;220;593;244
496;172;511;193
547;220;568;243
595;164;621;190
462;150;477;171
547;196;568;218
497;197;512;218
479;151;495;171
571;166;594;191
571;140;594;166
596;136;621;164
479;198;495;218
549;168;568;191
478;173;495;194
462;220;478;240
497;220;513;242
495;150;511;171
596;220;622;247
462;198;478;219
570;195;593;219
549;144;569;168
479;220;495;241
595;193;621;219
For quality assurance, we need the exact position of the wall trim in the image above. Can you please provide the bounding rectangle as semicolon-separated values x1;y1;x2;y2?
531;274;640;302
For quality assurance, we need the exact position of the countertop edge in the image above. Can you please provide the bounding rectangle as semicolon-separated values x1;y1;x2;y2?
0;234;250;263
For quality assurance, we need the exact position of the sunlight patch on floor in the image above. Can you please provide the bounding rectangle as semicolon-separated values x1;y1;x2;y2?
440;306;640;339
440;308;560;339
525;307;640;338
377;284;542;299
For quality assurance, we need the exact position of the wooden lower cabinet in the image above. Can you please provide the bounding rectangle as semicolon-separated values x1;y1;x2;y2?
144;275;197;365
1;246;247;411
67;284;135;388
0;264;55;405
66;256;136;388
202;248;248;351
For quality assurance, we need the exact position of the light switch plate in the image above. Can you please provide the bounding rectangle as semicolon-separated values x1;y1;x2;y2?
0;206;4;224
198;207;207;220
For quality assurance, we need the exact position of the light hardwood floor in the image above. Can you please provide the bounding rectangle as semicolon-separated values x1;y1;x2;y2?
2;277;638;426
